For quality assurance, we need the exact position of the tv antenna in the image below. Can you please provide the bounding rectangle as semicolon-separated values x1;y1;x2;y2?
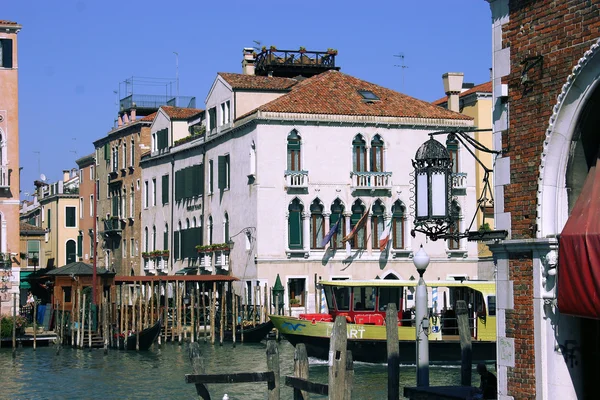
252;40;262;52
40;173;46;182
33;151;41;177
393;53;409;92
70;137;77;158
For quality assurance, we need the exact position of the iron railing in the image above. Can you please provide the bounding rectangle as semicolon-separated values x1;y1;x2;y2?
350;171;392;189
255;49;338;76
120;94;196;111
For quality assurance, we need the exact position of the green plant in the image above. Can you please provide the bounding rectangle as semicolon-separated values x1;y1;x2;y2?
299;46;306;53
141;252;150;258
270;45;277;51
327;48;338;55
1;315;28;337
289;298;300;305
479;222;491;232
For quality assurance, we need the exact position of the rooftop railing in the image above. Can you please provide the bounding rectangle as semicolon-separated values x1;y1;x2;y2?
120;95;196;111
255;49;339;77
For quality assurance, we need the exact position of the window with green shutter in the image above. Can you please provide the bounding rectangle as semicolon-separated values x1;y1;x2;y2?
288;199;303;249
218;155;230;190
174;231;180;260
66;207;76;227
48;209;51;230
104;143;110;161
164;225;168;250
175;170;183;201
209;160;214;193
77;234;83;258
162;175;169;204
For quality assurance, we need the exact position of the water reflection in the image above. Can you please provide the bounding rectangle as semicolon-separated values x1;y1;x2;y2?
0;341;464;399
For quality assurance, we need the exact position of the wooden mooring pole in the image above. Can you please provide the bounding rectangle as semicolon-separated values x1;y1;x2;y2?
386;303;400;400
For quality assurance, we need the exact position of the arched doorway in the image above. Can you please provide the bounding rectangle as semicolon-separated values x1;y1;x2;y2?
65;239;76;264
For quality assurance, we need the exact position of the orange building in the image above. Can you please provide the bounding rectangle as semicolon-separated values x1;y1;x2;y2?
0;20;22;314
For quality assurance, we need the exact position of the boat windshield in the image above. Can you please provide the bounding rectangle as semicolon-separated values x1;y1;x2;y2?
352;286;376;311
333;286;351;311
378;286;401;312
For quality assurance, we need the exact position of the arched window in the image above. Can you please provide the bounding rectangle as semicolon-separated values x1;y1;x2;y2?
129;184;134;218
371;135;384;172
350;200;366;249
208;216;213;245
224;213;229;243
371;200;385;249
192;217;197;228
144;227;149;252
66;239;76;264
186;218;190;230
310;199;324;249
330;199;346;249
287;130;301;171
152;225;156;251
288;198;303;249
164;223;168;250
353;135;367;172
392;200;406;249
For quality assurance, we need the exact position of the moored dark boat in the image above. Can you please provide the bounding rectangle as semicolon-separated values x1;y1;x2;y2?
120;319;161;350
222;320;274;342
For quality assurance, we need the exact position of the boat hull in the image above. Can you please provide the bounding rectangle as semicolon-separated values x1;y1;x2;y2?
271;315;496;364
122;320;161;351
222;321;274;343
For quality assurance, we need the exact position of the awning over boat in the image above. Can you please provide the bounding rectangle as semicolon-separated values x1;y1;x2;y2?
114;274;239;283
558;157;600;319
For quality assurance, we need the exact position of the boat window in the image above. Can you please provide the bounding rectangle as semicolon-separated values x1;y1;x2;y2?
487;295;496;316
379;286;401;311
333;286;351;311
324;287;335;312
353;287;376;311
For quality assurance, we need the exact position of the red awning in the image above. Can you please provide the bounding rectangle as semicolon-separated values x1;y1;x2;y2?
558;157;600;319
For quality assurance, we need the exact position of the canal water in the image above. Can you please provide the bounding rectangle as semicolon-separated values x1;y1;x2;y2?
0;340;469;399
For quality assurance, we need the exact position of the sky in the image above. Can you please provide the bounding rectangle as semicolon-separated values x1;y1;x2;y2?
4;0;492;198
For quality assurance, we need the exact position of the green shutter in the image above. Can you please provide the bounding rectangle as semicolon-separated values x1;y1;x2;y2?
218;156;225;189
104;143;110;161
184;167;193;198
164;228;168;250
77;235;83;257
175;170;182;201
47;209;51;230
162;175;169;205
112;196;119;216
174;231;180;260
209;160;214;193
289;211;302;249
66;207;76;227
199;164;205;195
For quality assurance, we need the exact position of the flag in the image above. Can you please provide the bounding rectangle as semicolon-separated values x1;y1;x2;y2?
320;218;341;248
342;211;369;244
320;289;327;313
378;220;392;251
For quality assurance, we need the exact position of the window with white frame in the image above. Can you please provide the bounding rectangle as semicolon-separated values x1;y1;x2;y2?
352;134;367;172
310;199;324;249
330;199;345;250
144;180;149;208
287;130;301;171
392;200;406;249
130;238;135;257
130;139;135;167
79;197;84;219
371;200;385;249
152;178;156;206
288;199;303;249
90;195;94;217
370;135;384;172
288;278;306;307
129;184;134;218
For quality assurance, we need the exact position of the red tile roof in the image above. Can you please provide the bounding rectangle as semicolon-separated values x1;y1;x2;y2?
20;222;45;234
140;112;158;122
249;70;471;120
218;73;298;91
432;81;492;106
0;20;18;25
161;106;204;120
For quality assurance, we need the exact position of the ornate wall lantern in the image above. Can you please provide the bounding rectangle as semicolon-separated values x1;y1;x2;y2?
411;136;454;240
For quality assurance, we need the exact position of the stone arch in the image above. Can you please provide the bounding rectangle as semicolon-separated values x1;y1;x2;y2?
539;38;600;237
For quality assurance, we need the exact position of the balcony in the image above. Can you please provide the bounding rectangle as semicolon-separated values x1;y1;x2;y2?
102;218;122;236
255;49;340;78
0;166;8;188
452;172;467;196
199;254;212;272
350;171;392;193
214;251;229;271
120;94;196;113
284;170;309;193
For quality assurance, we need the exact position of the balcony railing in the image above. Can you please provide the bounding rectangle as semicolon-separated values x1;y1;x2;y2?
119;94;196;111
103;218;122;234
199;254;212;271
452;172;467;195
0;166;8;187
350;171;392;190
215;252;229;271
255;49;340;78
284;170;309;188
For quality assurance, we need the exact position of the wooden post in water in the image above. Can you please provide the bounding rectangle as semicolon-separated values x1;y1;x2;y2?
137;284;142;351
210;282;216;345
293;343;309;400
12;293;16;356
88;297;92;350
71;289;76;347
61;291;66;347
329;316;348;400
219;283;225;346
266;340;280;400
456;300;472;387
150;280;155;326
264;283;268;322
253;285;258;326
80;293;86;349
125;286;129;339
103;293;109;354
232;289;237;348
344;350;354;400
201;283;207;343
191;286;195;343
33;299;37;351
386;303;400;400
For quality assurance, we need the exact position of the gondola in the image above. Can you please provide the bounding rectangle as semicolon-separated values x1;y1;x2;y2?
119;319;161;351
221;320;274;343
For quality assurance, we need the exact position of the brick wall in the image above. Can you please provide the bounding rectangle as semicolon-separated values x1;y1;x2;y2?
502;1;600;397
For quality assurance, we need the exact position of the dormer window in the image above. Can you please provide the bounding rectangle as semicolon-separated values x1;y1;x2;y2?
358;90;379;102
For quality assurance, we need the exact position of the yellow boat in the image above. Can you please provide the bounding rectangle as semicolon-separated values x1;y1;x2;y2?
270;279;496;364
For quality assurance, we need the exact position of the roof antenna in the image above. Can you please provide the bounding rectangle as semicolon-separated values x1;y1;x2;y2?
252;40;262;52
393;53;409;93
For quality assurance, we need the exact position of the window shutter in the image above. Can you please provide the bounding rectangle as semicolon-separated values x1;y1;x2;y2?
77;235;83;258
112;195;119;216
1;39;12;68
163;228;168;250
209;160;214;193
184;167;193;198
218;156;225;189
175;170;182;201
104;143;110;161
199;164;205;195
162;175;169;204
289;211;302;249
174;231;180;260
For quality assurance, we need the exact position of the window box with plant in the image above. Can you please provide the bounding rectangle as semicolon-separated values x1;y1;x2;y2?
142;252;150;259
326;48;338;55
289;298;301;307
196;245;212;254
160;250;170;258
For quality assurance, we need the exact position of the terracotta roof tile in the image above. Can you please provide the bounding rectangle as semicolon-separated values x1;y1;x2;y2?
161;106;204;120
20;222;45;234
140;112;158;122
432;81;492;106
0;20;18;25
252;70;471;120
218;72;298;91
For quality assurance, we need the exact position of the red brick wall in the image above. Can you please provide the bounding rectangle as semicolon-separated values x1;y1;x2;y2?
503;0;600;239
502;1;600;397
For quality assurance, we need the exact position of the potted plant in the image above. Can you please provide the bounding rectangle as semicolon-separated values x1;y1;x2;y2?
290;298;301;307
299;46;307;54
270;45;277;51
326;48;338;55
161;250;170;258
141;252;150;259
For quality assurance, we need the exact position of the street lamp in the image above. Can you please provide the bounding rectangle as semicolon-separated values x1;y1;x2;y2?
272;274;284;315
413;245;430;387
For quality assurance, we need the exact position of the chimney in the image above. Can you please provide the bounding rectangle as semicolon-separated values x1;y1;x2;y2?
123;113;130;124
242;47;256;75
62;170;70;182
131;108;136;121
442;72;464;113
118;115;123;127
